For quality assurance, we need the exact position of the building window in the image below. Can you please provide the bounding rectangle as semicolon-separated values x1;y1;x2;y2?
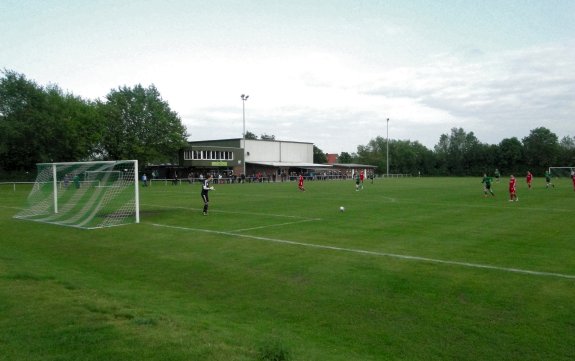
187;149;234;161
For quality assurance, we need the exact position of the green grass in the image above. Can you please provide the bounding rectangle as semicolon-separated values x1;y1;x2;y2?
1;177;574;360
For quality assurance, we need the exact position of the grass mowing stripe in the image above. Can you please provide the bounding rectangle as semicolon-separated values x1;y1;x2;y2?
142;202;321;220
149;222;575;280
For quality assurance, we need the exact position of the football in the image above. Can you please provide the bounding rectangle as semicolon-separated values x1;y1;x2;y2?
339;206;345;212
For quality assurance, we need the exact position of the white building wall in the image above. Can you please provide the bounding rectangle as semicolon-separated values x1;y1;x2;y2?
244;140;312;163
245;140;280;162
280;142;313;163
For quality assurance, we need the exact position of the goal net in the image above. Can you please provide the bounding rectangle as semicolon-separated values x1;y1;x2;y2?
14;160;139;229
549;167;575;179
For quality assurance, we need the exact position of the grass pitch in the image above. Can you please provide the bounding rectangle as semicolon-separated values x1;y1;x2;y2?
1;177;574;360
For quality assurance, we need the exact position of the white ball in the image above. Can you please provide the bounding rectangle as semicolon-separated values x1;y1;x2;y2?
339;206;345;212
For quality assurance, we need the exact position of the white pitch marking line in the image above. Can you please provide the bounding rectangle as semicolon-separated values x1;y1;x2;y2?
0;205;24;210
231;219;320;233
149;223;575;280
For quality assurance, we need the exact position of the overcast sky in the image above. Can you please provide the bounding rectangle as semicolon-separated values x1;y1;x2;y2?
2;0;574;153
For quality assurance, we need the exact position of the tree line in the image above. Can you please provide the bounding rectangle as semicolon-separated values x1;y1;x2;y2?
337;127;575;176
0;70;187;179
2;69;573;179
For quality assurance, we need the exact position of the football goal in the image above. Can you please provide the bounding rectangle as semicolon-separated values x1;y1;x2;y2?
549;167;574;178
14;160;139;229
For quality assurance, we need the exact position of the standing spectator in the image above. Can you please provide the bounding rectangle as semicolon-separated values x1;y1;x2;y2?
63;173;71;188
73;174;80;189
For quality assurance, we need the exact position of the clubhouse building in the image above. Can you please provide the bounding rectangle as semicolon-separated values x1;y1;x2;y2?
179;138;325;180
167;138;375;182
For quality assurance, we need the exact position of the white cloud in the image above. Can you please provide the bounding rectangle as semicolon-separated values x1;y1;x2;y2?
351;43;575;149
3;2;574;154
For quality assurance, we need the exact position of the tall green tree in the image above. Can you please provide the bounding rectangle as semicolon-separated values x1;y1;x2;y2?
401;140;437;176
338;152;353;164
42;85;104;162
433;134;450;175
357;137;436;175
0;70;46;171
356;137;385;172
464;142;495;176
98;84;188;166
434;128;464;175
313;145;327;164
244;131;258;140
449;128;476;175
0;70;101;172
558;136;575;166
434;128;486;176
522;127;560;174
497;137;524;175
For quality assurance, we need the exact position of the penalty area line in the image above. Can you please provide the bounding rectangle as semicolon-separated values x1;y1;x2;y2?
149;223;575;280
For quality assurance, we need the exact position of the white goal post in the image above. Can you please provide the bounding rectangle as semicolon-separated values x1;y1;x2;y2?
15;160;140;229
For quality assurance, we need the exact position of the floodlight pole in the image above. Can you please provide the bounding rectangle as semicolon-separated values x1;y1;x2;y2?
241;94;249;177
386;118;390;177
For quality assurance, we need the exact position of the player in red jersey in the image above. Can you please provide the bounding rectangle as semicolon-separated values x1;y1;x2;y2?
526;171;533;189
571;169;575;191
298;174;305;191
509;175;518;202
359;170;365;189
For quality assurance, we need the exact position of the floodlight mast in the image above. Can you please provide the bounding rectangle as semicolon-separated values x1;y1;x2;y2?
241;94;249;176
386;118;390;177
241;94;249;139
